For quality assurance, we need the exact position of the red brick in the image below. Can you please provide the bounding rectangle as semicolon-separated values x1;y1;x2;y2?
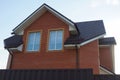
11;11;100;74
99;47;113;71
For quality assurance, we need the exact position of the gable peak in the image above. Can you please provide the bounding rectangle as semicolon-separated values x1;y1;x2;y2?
12;3;77;34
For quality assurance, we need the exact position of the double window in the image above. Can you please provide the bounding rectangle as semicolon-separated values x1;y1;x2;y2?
26;30;63;52
48;30;63;50
26;32;41;51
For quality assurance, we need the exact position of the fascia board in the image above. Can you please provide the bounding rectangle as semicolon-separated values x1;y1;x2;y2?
9;44;23;52
99;45;111;47
100;66;114;74
13;4;76;34
13;6;47;33
78;34;105;47
64;34;105;47
45;5;75;26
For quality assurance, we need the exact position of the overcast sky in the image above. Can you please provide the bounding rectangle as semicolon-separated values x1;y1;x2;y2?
0;0;120;74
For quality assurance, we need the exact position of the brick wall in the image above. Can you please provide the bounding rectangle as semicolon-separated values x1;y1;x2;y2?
79;40;100;74
99;46;113;71
11;11;99;74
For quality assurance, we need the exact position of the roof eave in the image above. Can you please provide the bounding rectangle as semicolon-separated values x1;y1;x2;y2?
99;44;115;47
12;4;77;34
64;34;105;47
79;34;105;46
100;66;115;74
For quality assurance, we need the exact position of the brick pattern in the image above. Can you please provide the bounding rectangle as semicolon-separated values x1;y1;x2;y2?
11;11;100;74
99;47;113;71
79;40;100;74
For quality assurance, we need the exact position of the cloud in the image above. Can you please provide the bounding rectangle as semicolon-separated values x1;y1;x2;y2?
106;0;119;5
91;1;99;8
90;0;120;8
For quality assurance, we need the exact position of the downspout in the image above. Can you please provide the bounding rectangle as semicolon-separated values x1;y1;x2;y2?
6;49;13;69
75;44;79;69
74;23;80;69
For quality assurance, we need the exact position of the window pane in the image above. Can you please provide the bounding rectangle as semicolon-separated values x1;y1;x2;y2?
27;32;40;51
56;30;63;50
27;33;35;51
34;32;40;51
48;30;63;50
48;31;56;50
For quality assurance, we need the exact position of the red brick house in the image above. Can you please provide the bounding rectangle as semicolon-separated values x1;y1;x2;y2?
4;4;116;74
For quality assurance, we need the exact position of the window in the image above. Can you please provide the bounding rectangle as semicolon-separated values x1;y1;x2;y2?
26;32;41;51
48;30;63;50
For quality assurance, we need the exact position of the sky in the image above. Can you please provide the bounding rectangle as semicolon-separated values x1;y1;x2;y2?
0;0;120;74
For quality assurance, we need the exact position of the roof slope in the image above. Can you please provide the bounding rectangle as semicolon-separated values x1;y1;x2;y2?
4;20;106;48
4;35;23;48
64;20;106;45
99;37;116;45
4;4;112;48
13;3;77;34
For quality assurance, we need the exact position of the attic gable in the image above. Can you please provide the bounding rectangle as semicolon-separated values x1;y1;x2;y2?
13;4;77;35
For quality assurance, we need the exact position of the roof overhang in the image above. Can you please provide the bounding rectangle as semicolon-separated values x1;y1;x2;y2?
100;66;114;74
13;4;77;34
8;44;23;52
64;34;105;48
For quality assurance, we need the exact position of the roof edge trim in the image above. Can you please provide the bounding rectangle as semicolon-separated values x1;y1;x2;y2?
100;66;114;74
8;44;23;52
79;34;105;46
64;34;105;47
99;45;111;47
12;3;76;34
44;4;75;26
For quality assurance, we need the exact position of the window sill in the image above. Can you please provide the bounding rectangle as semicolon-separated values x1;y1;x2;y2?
47;49;64;52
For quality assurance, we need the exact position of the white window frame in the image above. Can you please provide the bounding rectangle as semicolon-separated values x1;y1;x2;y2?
26;31;41;52
48;30;63;51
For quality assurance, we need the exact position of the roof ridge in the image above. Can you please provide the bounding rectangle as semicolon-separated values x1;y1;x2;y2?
42;3;75;24
12;3;75;34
